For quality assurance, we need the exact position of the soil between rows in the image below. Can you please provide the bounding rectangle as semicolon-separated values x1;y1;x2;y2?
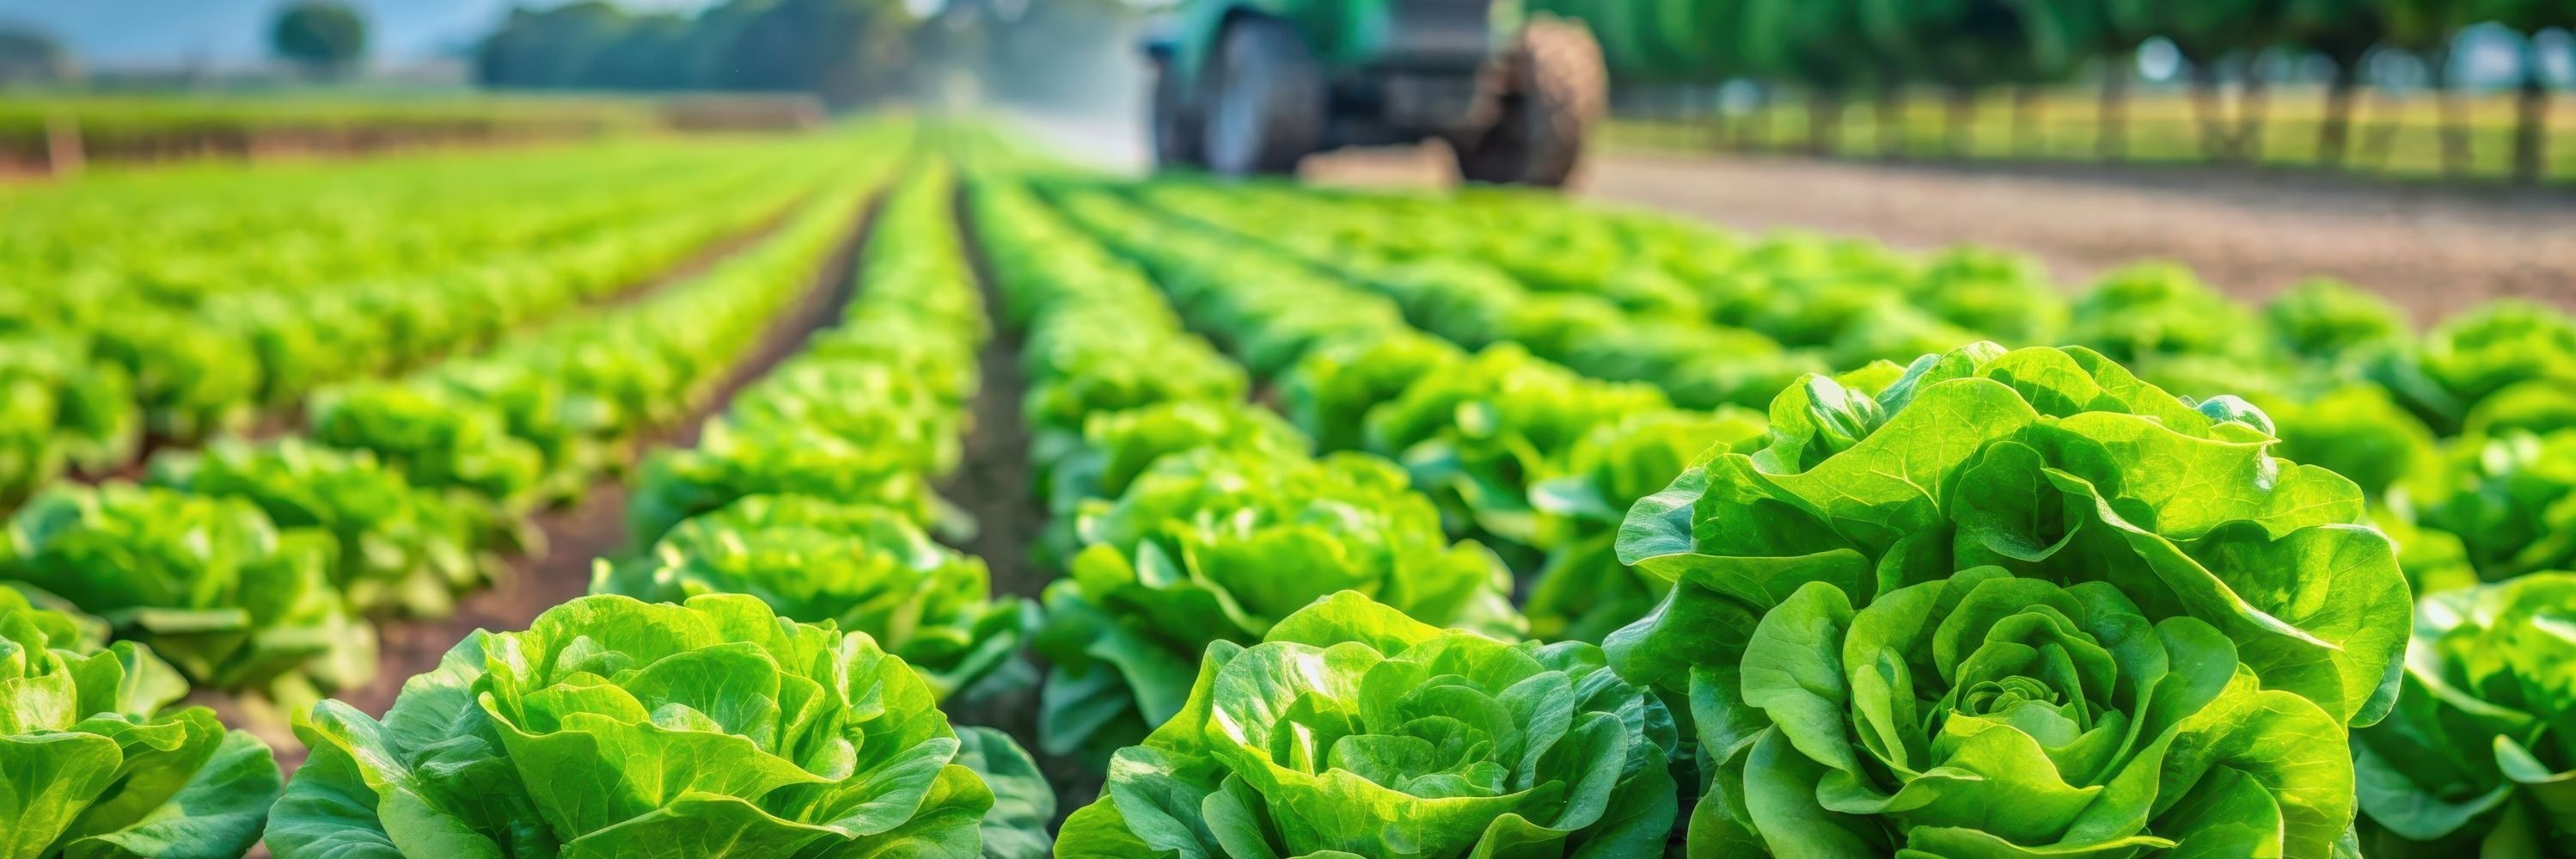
944;184;1101;824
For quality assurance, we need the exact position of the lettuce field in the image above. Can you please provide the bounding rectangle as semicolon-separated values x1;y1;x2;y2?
5;118;2575;858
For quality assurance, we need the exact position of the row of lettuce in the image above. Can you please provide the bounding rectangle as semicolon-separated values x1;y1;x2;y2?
1042;174;2576;856
0;132;904;857
260;162;1063;858
1131;177;2576;595
0;134;863;510
962;165;1710;855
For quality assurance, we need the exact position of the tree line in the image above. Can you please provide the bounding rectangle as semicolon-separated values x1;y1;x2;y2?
474;0;1136;108
474;0;924;106
1532;0;2575;181
0;0;370;84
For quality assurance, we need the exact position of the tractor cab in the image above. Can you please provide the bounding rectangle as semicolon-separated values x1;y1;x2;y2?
1147;0;1606;186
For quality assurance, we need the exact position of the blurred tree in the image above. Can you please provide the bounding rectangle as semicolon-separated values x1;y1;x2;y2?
1739;0;1875;153
473;0;915;104
586;13;693;90
2150;0;2298;161
1857;0;2090;156
271;1;370;79
476;3;634;89
2085;0;2163;160
2284;0;2389;167
906;0;984;103
718;0;914;105
2379;0;2473;175
2477;0;2574;182
0;26;73;84
682;0;777;89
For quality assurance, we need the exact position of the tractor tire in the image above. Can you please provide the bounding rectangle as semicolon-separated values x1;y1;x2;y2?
1150;57;1205;169
1455;16;1606;187
1202;15;1324;178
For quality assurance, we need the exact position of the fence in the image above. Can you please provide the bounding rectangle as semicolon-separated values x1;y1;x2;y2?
1606;83;2576;184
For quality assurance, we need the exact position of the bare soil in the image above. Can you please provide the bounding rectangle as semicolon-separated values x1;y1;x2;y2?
944;192;1049;604
946;185;1098;824
1300;145;2576;320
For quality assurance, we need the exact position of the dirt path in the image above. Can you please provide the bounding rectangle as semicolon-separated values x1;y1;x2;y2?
947;184;1098;825
945;191;1049;604
1301;145;2576;320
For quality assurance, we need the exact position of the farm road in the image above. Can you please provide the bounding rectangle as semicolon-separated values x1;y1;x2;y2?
1299;145;2576;320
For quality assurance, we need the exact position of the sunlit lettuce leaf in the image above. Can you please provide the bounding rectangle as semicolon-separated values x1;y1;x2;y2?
265;593;1050;859
306;382;549;510
2390;300;2576;433
2067;261;2278;369
627;421;938;549
595;494;1033;703
1039;401;1312;561
1364;344;1669;547
1722;568;2355;856
2;484;376;703
2267;278;2413;365
1525;407;1767;644
147;439;517;619
1035;449;1524;758
1279;330;1467;454
1904;245;2068;347
2262;383;2444;500
2410;429;2576;582
1606;342;2408;856
2354;574;2576;856
1057;591;1678;859
0;586;280;859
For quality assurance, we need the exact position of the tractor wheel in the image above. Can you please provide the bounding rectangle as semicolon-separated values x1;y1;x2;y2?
1202;15;1323;178
1150;57;1204;169
1455;16;1606;187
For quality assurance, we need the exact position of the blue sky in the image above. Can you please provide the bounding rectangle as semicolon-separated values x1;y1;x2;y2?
0;0;713;66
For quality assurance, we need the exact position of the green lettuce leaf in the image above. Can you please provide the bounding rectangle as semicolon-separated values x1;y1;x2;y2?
594;494;1033;702
2354;574;2576;856
1363;344;1668;548
1040;401;1312;561
1903;246;2068;347
1035;448;1524;758
1525;407;1768;644
1605;343;2410;856
1057;591;1679;859
627;421;938;549
147;439;517;619
2392;300;2576;433
3;484;376;702
0;586;281;859
1727;569;2353;856
2411;430;2576;581
2266;278;2413;365
1280;331;1467;454
265;593;1049;858
2067;262;2279;369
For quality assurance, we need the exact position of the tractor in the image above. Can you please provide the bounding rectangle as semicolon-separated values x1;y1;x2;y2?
1142;0;1608;186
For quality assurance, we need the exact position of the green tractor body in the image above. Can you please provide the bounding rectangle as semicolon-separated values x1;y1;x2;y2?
1146;0;1606;185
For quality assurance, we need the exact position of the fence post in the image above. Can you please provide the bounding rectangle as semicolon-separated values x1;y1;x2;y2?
44;114;83;177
